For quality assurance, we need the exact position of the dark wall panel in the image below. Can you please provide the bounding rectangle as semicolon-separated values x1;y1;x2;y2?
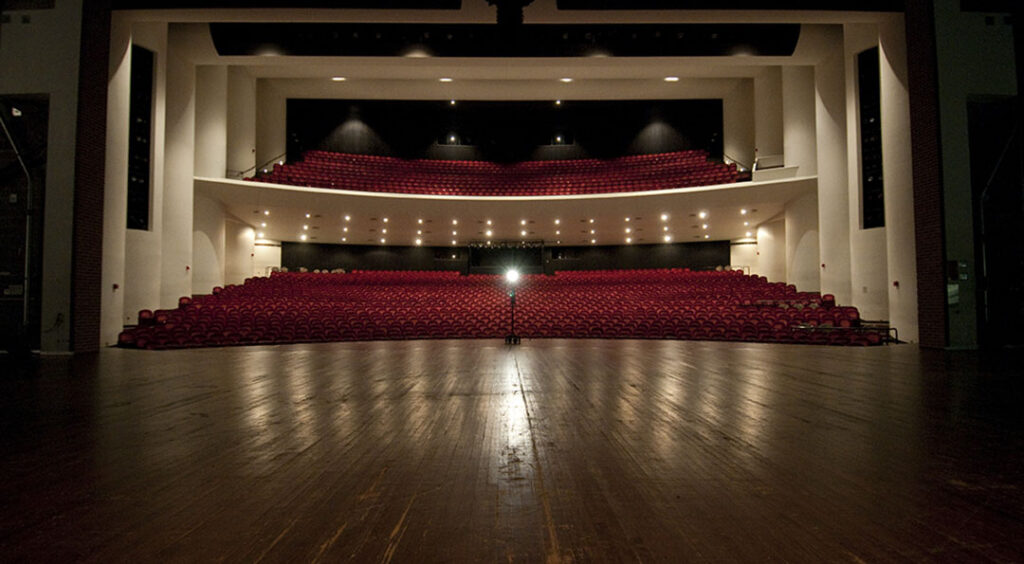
550;241;731;272
287;99;723;163
282;242;466;273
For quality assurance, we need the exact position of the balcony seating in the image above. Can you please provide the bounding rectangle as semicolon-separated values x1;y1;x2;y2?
117;269;885;349
245;150;741;196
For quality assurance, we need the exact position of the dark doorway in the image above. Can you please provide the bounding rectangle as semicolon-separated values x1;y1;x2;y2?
967;96;1024;348
0;95;47;353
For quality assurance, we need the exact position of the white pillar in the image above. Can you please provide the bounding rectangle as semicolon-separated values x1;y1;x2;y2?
194;65;228;178
755;218;786;284
225;218;256;285
160;25;196;307
192;193;225;293
227;66;257;178
785;191;820;292
723;79;755;169
256;80;287;171
782;66;817;176
100;15;131;345
815;27;852;303
754;66;784;161
880;17;919;341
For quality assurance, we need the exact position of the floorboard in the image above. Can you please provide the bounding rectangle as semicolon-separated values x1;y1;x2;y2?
1;339;1023;562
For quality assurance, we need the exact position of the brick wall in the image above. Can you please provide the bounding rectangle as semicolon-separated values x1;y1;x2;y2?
71;0;111;353
905;0;948;349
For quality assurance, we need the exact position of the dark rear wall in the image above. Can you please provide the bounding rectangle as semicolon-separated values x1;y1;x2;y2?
287;99;723;163
282;241;731;274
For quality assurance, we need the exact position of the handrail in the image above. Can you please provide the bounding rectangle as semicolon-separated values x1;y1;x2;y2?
722;152;752;171
228;152;287;179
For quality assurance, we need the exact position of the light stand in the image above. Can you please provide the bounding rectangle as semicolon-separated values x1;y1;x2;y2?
504;269;520;345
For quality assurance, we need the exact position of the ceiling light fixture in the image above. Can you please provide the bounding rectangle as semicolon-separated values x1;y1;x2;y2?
331;76;346;82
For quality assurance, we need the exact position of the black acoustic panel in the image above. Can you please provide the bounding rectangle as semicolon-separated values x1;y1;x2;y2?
282;242;466;272
557;0;903;10
551;241;731;272
210;22;801;58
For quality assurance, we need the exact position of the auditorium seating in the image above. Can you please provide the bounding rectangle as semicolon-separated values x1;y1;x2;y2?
245;150;742;196
117;269;887;349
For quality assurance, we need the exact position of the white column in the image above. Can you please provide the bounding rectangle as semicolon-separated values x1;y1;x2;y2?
722;79;755;169
227;66;257;178
194;65;228;178
880;17;919;341
782;66;817;176
843;24;890;320
815;27;852;303
192;193;225;293
159;25;196;307
124;22;168;326
99;16;131;345
754;66;784;161
755;218;786;284
256;80;287;171
225;218;256;285
785;191;820;292
729;242;758;274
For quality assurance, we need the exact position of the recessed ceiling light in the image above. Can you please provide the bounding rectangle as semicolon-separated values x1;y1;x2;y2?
451;240;457;245
486;219;492;225
342;237;346;242
300;234;307;241
260;222;266;227
331;76;346;82
305;213;311;218
452;230;457;236
439;77;453;82
555;230;560;235
417;230;422;235
704;234;710;239
554;219;560;224
264;210;270;216
698;211;707;219
591;239;596;244
486;230;493;237
626;237;632;243
257;232;264;238
383;217;388;223
449;99;456;105
660;213;668;221
743;221;749;226
520;219;526;225
415;238;422;245
555;100;562;106
663;226;669;232
702;224;708;229
560;77;573;83
418;218;423;224
740;208;748;215
664;235;672;242
381;238;386;244
745;231;753;237
590;229;596;234
520;230;527;236
589;219;595;223
452;219;458;225
382;228;387;234
343;227;348;232
625;217;630;222
303;225;309;230
344;215;351;221
625;228;632;233
664;76;680;82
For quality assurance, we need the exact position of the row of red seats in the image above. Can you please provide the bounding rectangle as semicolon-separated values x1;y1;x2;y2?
117;269;885;349
245;150;741;196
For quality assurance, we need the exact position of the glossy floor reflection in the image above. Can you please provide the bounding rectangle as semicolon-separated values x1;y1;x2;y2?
1;340;1023;561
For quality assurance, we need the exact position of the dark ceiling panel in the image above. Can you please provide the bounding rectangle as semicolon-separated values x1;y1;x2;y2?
111;0;460;9
210;22;801;57
557;0;904;10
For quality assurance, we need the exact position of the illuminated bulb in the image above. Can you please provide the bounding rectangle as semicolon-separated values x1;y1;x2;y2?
439;77;453;82
452;219;458;225
382;217;388;223
486;230;492;237
664;76;680;82
331;76;346;82
560;77;573;83
663;226;669;232
300;234;307;241
698;211;707;219
555;230;560;235
450;100;456;105
418;218;423;224
520;219;526;225
381;238;386;243
452;231;457;236
702;224;708;230
416;230;422;235
382;228;387;234
260;222;266;227
660;213;668;221
589;218;595;223
554;219;560;224
555;100;562;106
486;219;492;225
257;232;264;238
343;227;348;232
664;235;672;242
745;231;752;237
415;238;422;245
590;229;595;234
591;239;596;244
342;237;346;242
625;228;632;234
704;234;710;239
626;237;632;243
303;225;309;230
344;215;351;221
521;230;527;236
305;213;311;218
740;209;748;215
451;240;457;245
264;210;270;215
743;221;749;226
625;217;630;222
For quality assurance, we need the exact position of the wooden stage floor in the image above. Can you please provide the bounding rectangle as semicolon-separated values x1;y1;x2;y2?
2;339;1023;562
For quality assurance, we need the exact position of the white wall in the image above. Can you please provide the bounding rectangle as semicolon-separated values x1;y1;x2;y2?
192;193;226;293
256;80;287;171
254;243;283;277
843;23;890;322
227;66;257;177
120;22;168;336
722;79;755;170
785;191;820;292
781;66;817;176
755;218;786;284
0;0;84;351
879;17;918;341
815;27;852;304
729;242;758;275
159;24;198;308
753;66;784;160
194;65;228;178
225;219;255;286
